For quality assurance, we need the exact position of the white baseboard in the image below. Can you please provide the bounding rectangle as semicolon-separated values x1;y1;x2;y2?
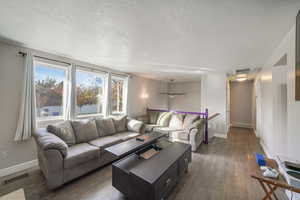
0;159;38;178
214;133;228;139
231;121;253;129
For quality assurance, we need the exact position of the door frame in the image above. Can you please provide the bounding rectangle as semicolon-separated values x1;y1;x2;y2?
255;78;262;138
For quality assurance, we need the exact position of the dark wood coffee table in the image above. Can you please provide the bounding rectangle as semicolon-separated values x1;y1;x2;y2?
105;132;167;158
112;139;192;200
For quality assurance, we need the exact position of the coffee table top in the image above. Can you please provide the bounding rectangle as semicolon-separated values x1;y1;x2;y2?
113;141;191;184
105;132;167;157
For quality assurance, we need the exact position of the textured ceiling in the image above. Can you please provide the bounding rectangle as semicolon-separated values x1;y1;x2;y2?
0;0;299;81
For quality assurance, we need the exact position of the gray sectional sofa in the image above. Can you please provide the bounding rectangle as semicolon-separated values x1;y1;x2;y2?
137;110;205;151
33;116;143;189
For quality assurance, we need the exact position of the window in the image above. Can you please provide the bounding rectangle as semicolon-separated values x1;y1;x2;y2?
34;61;68;121
76;69;105;117
111;76;127;115
33;57;129;126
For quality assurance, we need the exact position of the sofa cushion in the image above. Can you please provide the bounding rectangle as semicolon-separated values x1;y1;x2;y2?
71;120;99;143
153;127;183;134
183;114;200;129
145;124;163;132
47;121;76;146
88;136;122;151
170;130;190;141
148;110;159;124
95;117;117;136
113;116;127;132
127;119;143;133
157;112;172;126
113;131;140;141
169;113;185;129
64;143;99;169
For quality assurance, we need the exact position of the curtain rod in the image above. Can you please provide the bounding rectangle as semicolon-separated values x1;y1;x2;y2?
76;64;108;74
111;72;131;78
18;51;71;65
18;51;131;78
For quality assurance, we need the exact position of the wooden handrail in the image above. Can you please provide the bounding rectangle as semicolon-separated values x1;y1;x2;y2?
208;113;220;120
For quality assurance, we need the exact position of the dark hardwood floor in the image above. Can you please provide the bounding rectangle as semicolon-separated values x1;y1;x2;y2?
0;127;288;200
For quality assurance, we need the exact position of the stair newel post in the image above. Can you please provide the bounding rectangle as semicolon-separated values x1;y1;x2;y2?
205;108;209;144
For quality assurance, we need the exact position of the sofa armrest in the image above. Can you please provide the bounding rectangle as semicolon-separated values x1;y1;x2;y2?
186;120;205;152
39;148;64;189
127;118;144;133
33;128;68;158
185;119;205;133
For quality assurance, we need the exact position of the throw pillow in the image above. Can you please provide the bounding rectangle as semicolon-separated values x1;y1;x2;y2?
183;114;200;129
47;121;76;146
157;112;172;126
95;117;117;136
169;113;185;129
71;120;99;143
127;119;143;133
113;116;127;132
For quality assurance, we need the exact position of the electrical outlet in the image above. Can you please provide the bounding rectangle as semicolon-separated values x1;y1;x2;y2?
1;151;8;160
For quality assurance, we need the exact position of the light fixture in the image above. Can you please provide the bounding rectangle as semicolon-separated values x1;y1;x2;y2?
159;79;186;97
140;93;149;99
236;77;247;82
235;74;247;82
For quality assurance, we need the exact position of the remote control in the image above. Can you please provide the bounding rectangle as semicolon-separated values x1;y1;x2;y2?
136;137;145;142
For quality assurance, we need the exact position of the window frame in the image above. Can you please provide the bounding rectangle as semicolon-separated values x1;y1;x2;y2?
32;57;129;128
74;66;107;119
33;60;70;124
110;75;128;116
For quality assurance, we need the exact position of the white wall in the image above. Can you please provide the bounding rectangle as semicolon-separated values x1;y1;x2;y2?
201;73;228;137
168;81;201;112
127;76;168;117
230;80;254;128
256;25;300;161
0;42;37;170
257;67;275;155
272;66;288;157
0;41;167;170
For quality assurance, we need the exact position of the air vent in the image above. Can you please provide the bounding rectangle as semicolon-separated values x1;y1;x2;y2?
3;173;28;185
236;68;250;74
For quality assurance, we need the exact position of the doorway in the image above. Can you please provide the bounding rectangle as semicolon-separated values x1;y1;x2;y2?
229;80;255;129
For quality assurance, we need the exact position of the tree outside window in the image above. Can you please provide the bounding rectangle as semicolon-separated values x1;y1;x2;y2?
34;64;66;119
76;70;104;117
